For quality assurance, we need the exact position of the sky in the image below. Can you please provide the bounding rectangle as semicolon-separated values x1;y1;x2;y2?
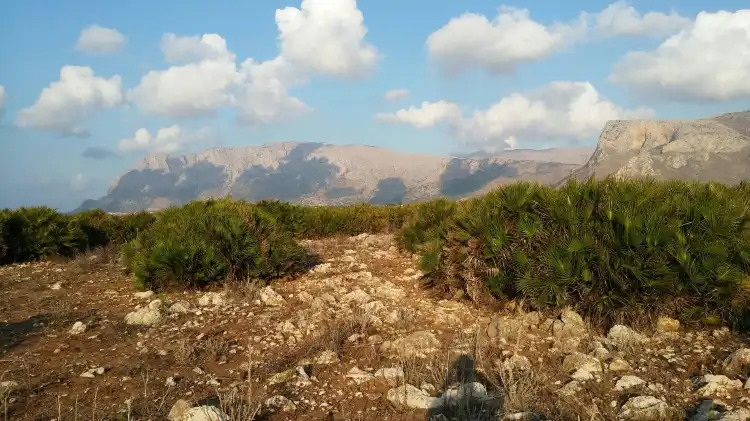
0;0;748;211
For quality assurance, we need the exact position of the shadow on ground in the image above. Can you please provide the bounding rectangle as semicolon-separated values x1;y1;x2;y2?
425;354;503;421
0;314;49;356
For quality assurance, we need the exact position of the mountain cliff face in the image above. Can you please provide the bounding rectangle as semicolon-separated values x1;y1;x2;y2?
78;142;587;212
563;111;750;185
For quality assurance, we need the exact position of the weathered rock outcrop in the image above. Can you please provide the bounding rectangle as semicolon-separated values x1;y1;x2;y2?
563;111;750;185
77;142;584;212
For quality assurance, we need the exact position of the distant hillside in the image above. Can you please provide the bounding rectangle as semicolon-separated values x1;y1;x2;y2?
562;111;750;185
77;142;585;212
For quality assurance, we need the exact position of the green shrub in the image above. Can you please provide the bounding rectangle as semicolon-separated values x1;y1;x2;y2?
255;199;412;238
74;209;155;247
396;198;456;253
0;207;87;264
418;178;750;327
123;199;310;291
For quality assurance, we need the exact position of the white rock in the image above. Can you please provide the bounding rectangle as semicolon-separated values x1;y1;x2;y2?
387;384;443;409
265;395;296;412
259;286;285;307
314;350;339;365
124;308;162;326
443;382;491;406
607;325;647;349
345;367;374;384
197;292;228;307
148;299;163;310
571;368;594;381
134;291;155;299
179;406;228;421
380;331;440;358
374;367;405;385
724;348;750;377
168;399;192;421
340;289;372;305
615;376;645;391
696;374;743;396
169;301;191;314
618;396;669;421
69;321;86;335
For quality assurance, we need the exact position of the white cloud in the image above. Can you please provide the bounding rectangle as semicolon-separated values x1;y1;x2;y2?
75;25;126;54
376;82;654;150
375;101;462;129
129;58;240;118
610;10;750;101
70;173;87;191
16;66;123;136
130;0;378;124
118;125;216;155
384;89;409;101
426;6;587;74
160;33;234;64
594;1;691;38
275;0;380;78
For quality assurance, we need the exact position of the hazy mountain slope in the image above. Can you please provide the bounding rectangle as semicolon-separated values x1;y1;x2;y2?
457;147;595;165
78;142;582;212
562;111;750;185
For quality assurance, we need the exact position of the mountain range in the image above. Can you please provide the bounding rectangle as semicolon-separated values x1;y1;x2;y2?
78;111;749;212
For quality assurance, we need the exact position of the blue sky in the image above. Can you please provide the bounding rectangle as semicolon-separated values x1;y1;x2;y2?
0;0;748;210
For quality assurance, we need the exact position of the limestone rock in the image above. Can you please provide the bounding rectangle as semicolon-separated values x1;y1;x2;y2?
259;286;285;307
380;331;440;358
618;396;670;421
387;384;443;409
124;308;162;326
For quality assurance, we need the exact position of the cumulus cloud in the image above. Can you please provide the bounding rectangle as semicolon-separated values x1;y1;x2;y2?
376;82;654;150
610;10;750;101
82;146;119;160
384;89;409;101
16;66;123;136
426;6;587;75
160;33;234;64
275;0;380;78
75;25;126;54
594;1;691;38
375;101;462;129
118;125;217;155
130;0;378;124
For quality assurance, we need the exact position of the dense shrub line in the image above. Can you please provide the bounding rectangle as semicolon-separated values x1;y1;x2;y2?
0;207;154;265
3;178;750;327
406;179;750;327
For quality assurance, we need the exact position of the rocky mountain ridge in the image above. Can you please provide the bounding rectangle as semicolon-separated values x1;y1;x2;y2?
563;111;750;185
79;142;587;212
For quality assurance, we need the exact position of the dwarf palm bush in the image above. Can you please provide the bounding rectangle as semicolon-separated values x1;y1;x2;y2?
123;199;309;291
0;207;87;264
396;198;457;253
419;178;750;326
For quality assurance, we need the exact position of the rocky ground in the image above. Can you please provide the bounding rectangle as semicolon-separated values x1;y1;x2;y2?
1;234;750;421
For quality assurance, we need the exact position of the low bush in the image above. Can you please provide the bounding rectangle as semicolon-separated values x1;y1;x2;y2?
122;199;311;291
396;198;457;253
0;207;88;264
416;178;750;327
255;199;412;238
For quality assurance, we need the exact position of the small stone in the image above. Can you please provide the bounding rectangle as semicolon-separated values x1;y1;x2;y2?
387;384;443;409
134;291;154;299
615;376;645;391
259;286;285;307
656;316;680;332
69;321;86;335
265;395;296;412
618;396;669;421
